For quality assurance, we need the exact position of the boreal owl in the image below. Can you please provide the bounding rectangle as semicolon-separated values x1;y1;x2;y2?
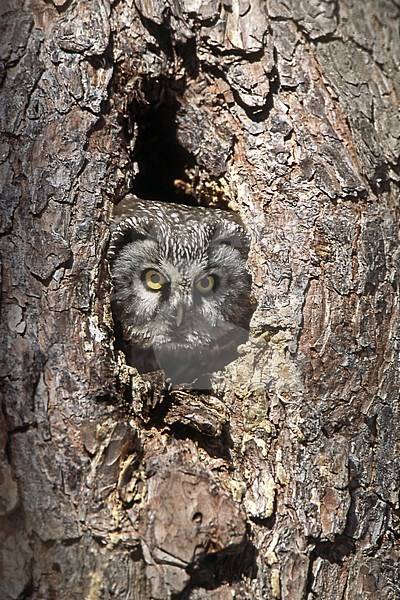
108;194;252;386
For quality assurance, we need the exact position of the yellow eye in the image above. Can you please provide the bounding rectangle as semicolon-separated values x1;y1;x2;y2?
144;269;166;290
195;275;215;294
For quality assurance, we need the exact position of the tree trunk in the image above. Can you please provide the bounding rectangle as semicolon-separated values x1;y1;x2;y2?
1;1;399;598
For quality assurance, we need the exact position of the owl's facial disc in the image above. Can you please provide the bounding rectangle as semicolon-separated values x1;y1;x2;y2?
138;263;220;337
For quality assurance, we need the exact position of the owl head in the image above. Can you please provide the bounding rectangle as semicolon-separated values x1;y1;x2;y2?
108;196;252;386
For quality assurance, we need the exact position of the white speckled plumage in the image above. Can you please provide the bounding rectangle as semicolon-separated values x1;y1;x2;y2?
108;195;252;385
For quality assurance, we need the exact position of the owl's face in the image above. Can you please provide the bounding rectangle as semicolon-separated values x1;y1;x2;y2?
109;197;252;384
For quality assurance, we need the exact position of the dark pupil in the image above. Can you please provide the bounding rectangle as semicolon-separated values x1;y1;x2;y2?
200;278;209;288
151;273;160;284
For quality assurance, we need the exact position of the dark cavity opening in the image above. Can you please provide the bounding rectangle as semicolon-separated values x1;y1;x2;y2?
129;90;197;205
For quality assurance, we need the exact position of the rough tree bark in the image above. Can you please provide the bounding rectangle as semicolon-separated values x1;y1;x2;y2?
1;0;399;599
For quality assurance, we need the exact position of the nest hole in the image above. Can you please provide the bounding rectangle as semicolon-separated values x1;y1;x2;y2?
128;86;198;206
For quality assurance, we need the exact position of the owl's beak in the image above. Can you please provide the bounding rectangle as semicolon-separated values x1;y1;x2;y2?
176;304;184;327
